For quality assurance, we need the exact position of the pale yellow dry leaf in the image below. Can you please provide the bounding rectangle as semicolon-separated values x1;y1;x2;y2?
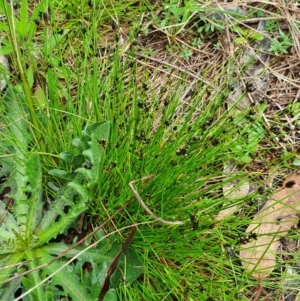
216;162;250;220
240;174;300;280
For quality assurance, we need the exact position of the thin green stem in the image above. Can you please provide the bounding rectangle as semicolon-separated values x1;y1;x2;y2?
4;0;45;152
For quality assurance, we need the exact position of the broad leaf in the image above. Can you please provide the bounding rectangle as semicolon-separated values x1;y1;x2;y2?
240;174;300;280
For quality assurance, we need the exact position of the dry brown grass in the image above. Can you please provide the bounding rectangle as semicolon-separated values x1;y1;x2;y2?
99;1;300;115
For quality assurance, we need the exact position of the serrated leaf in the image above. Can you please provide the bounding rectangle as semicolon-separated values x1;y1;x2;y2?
1;90;44;240
0;203;19;243
23;250;45;300
2;86;30;151
24;153;43;240
40;241;109;263
34;249;91;301
75;122;110;187
0;276;21;301
35;181;88;245
0;252;25;283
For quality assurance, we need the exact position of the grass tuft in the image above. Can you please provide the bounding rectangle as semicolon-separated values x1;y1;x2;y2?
0;0;299;300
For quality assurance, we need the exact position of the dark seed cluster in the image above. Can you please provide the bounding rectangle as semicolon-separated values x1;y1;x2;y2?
238;232;258;244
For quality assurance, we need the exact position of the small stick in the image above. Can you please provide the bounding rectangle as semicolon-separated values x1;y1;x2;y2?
252;283;262;301
98;226;136;301
129;175;184;226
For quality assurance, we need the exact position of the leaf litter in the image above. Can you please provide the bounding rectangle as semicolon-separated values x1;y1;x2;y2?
240;174;300;281
216;162;251;220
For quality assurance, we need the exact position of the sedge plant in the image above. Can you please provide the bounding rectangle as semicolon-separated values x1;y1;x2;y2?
0;0;293;300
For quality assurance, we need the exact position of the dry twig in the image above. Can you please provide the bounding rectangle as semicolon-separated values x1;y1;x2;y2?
129;175;184;226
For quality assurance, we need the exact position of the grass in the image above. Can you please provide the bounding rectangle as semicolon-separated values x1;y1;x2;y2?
0;0;300;300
